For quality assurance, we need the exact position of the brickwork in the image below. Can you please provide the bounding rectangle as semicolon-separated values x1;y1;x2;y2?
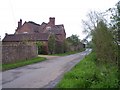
2;44;37;64
0;41;2;66
2;17;66;64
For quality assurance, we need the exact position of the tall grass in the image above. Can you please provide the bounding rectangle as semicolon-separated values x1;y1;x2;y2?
56;52;118;88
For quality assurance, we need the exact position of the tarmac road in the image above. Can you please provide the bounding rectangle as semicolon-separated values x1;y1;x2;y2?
1;49;91;88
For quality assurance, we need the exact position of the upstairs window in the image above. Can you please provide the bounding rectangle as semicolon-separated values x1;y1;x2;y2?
46;26;51;30
23;32;28;34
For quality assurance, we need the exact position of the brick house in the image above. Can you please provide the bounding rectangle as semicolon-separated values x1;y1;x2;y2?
3;17;66;54
15;17;66;42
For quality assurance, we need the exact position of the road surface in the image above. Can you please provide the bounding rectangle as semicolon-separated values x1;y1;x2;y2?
1;49;91;88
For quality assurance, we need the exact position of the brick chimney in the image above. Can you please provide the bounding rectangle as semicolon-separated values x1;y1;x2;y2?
5;33;8;36
49;17;55;26
18;19;22;29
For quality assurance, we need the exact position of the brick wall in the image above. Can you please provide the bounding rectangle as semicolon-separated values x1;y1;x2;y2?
0;41;2;66
2;44;37;64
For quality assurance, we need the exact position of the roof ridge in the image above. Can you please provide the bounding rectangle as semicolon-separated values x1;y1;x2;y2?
28;21;40;26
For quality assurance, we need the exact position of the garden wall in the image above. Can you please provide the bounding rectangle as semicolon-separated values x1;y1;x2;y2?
2;45;37;64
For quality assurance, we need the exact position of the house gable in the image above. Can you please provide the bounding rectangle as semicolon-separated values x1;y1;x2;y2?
15;21;40;34
4;17;66;44
15;18;66;37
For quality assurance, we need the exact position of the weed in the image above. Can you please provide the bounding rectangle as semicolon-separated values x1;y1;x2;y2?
56;52;118;88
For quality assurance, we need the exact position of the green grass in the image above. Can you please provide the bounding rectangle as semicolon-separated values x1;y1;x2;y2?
50;49;85;56
56;52;118;88
2;57;46;71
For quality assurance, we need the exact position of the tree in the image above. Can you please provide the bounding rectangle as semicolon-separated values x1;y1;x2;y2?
93;20;117;64
48;34;56;54
67;34;80;51
85;41;93;48
63;39;69;53
82;11;118;64
107;1;120;84
108;1;120;43
82;11;105;40
36;41;47;54
55;41;64;54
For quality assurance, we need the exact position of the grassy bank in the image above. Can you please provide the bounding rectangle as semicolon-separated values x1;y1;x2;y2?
50;49;85;56
56;52;118;88
2;57;46;71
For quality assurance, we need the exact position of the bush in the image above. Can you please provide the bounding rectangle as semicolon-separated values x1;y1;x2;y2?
55;41;64;54
56;52;118;88
92;21;118;65
36;42;48;54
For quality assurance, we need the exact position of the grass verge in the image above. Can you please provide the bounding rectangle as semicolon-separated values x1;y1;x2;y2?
50;49;85;56
56;52;118;88
2;57;46;71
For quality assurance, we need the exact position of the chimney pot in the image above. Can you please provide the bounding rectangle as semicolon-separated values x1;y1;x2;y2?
49;17;55;26
5;33;8;36
18;19;22;29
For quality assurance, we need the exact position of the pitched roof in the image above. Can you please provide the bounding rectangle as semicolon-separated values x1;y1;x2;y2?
28;21;40;26
10;18;66;42
39;22;47;33
16;19;66;35
27;22;40;33
43;24;65;35
3;33;49;42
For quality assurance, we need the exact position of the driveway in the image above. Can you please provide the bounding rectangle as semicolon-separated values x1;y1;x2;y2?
38;55;60;60
1;49;91;88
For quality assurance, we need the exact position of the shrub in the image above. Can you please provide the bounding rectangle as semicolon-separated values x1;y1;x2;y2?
56;52;118;88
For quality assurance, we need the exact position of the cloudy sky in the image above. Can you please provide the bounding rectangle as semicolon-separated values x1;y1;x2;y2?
0;0;118;40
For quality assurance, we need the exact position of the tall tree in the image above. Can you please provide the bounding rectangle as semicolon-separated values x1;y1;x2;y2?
107;1;120;44
108;1;120;84
67;34;80;51
93;20;117;64
82;11;104;40
67;34;80;46
48;34;56;54
82;11;118;64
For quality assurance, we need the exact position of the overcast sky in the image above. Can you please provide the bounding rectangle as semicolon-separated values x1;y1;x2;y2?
0;0;118;40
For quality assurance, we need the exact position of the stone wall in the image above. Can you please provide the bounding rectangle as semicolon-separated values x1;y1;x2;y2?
2;44;37;64
0;41;2;67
